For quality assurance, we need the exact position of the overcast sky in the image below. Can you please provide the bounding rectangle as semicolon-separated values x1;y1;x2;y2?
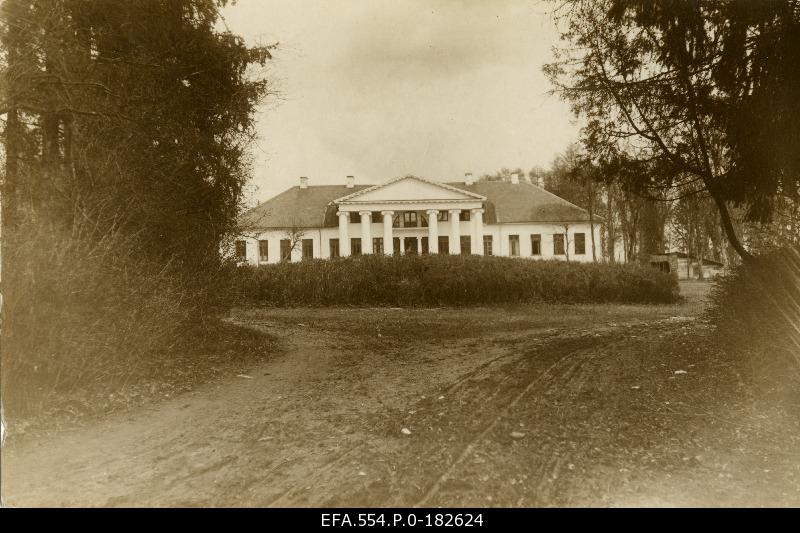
221;0;578;204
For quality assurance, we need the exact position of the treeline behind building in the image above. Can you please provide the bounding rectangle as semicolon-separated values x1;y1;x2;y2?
482;142;800;272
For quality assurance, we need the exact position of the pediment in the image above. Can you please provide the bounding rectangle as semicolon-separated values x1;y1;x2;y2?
335;176;484;204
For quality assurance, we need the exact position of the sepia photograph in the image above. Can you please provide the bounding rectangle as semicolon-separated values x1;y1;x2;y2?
1;0;798;512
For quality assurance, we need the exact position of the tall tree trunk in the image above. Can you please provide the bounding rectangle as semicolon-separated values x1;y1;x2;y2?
588;181;596;262
698;219;707;280
607;183;616;263
709;190;753;261
2;109;21;314
639;198;665;263
41;112;61;214
2;0;23;234
3;110;20;232
621;230;628;263
2;0;24;330
697;252;704;280
2;0;25;304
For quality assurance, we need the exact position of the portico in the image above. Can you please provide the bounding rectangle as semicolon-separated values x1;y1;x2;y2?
333;176;487;257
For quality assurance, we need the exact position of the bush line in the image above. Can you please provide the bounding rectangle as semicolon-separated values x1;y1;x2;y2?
234;254;680;307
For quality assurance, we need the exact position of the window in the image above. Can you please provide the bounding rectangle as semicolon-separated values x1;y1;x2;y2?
280;239;291;262
371;212;381;223
420;213;428;227
509;235;520;256
373;237;384;255
329;238;340;258
438;236;449;255
437;211;449;222
531;234;541;256
653;261;670;273
404;237;418;254
349;212;360;224
302;239;313;260
459;211;471;222
258;240;269;262
553;234;565;255
574;233;586;255
460;235;471;255
403;211;418;227
483;235;493;256
351;238;362;256
235;240;247;261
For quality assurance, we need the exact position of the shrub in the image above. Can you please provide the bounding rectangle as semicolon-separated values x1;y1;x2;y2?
707;246;800;368
233;254;680;307
0;219;236;419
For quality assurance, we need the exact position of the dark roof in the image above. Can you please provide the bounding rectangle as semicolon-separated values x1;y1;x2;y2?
446;181;599;224
238;185;371;229
239;180;599;229
655;252;724;267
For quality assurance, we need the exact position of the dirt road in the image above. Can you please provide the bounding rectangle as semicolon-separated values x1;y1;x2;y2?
3;290;799;506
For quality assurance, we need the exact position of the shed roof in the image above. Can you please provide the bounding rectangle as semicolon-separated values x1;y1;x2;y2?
654;252;725;267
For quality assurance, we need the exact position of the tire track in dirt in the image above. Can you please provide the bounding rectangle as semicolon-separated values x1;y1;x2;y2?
416;318;696;507
2;311;700;507
414;328;629;507
263;442;367;507
492;319;718;507
245;321;621;506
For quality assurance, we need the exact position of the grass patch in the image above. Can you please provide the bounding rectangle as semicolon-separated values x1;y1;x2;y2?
234;254;680;307
6;321;275;437
0;221;272;429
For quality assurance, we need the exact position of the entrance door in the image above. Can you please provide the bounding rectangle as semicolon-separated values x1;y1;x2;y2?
403;237;418;255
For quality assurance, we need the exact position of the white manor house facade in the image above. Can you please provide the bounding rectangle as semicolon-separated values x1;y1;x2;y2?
235;174;602;264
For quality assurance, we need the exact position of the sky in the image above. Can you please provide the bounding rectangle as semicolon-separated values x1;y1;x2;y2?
221;0;579;204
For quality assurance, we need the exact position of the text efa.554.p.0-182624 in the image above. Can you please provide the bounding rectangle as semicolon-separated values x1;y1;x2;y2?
321;513;484;528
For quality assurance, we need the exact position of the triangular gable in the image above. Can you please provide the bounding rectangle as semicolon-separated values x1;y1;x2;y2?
334;176;485;204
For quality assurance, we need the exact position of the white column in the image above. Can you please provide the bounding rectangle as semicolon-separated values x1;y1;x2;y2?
360;211;373;254
449;209;461;254
382;211;394;255
248;238;258;265
471;208;484;255
338;211;351;257
427;209;439;254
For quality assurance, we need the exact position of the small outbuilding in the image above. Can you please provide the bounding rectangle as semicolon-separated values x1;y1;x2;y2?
650;252;725;280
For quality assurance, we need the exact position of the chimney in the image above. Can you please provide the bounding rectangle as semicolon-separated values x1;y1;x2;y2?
346;175;355;188
511;172;520;185
299;176;309;189
465;172;474;185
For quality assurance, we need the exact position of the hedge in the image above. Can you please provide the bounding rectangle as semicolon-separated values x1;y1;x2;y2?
233;254;680;307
